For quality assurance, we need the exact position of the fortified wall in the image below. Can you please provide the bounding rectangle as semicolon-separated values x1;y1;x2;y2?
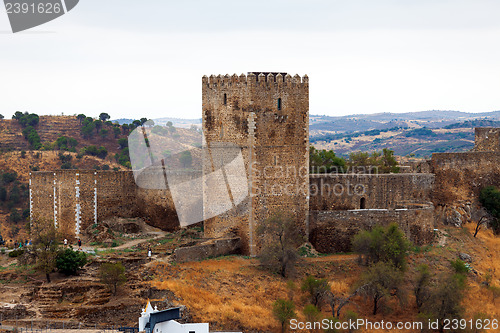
309;173;434;211
432;152;500;205
310;204;434;253
431;130;500;227
30;170;179;237
308;173;435;253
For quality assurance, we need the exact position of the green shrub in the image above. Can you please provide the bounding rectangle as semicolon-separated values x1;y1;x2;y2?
272;299;295;333
9;248;24;257
480;186;500;233
301;275;329;306
2;171;17;183
353;223;410;271
56;248;87;275
450;259;470;274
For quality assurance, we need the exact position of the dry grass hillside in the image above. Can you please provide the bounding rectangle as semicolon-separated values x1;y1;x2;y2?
149;223;500;333
0;209;497;332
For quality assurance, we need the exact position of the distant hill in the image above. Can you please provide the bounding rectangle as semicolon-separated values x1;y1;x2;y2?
309;110;500;157
112;117;202;129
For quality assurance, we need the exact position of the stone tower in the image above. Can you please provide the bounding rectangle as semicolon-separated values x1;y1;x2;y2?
202;72;309;255
473;127;500;152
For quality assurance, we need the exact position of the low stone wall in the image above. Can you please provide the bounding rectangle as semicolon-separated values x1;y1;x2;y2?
309;205;435;253
174;238;241;263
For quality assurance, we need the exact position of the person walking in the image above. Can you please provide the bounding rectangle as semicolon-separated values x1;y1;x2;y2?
77;238;82;250
147;246;152;260
64;239;68;247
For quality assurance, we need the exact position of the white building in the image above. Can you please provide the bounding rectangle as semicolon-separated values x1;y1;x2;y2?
139;301;208;333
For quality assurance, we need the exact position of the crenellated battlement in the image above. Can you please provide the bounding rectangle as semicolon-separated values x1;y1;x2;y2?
202;72;309;88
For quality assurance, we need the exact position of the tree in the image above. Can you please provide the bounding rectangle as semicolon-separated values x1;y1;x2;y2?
348;149;399;174
9;186;20;204
97;146;108;159
479;186;500;234
421;274;465;333
118;138;128;149
94;120;102;134
352;223;410;271
0;187;6;201
309;146;346;174
56;248;87;275
12;111;23;120
301;275;329;307
0;114;4;119
16;113;39;127
33;225;60;283
76;114;86;124
412;264;431;311
272;299;295;333
303;304;321;326
121;123;130;134
380;148;400;173
113;126;121;138
9;208;22;223
81;118;96;138
99;262;126;295
140;117;148;125
474;216;489;237
358;261;404;315
179;151;192;168
99;128;109;138
99;113;110;121
257;213;304;278
2;171;17;183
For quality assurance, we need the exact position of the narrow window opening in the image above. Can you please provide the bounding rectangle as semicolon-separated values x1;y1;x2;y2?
274;155;278;165
277;98;282;110
360;197;366;209
224;93;227;105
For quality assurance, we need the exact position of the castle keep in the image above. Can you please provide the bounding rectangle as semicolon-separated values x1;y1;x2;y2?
202;73;309;255
29;74;500;257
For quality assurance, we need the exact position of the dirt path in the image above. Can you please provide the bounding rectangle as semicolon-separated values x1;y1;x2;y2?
306;254;358;262
81;229;167;252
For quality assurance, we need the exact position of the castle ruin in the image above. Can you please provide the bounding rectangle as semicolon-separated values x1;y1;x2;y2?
29;74;500;257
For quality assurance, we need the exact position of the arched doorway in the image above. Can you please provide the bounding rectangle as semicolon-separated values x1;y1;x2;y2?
360;197;366;209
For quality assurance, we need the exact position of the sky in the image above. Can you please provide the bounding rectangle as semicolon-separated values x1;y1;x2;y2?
1;0;500;120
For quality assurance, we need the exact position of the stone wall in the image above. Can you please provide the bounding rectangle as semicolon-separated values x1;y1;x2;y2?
174;237;241;263
202;73;309;255
309;174;435;211
431;151;500;205
30;170;179;238
309;205;435;253
473;127;500;152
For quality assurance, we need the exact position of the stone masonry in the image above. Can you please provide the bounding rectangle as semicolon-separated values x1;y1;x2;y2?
202;73;309;255
473;127;500;152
